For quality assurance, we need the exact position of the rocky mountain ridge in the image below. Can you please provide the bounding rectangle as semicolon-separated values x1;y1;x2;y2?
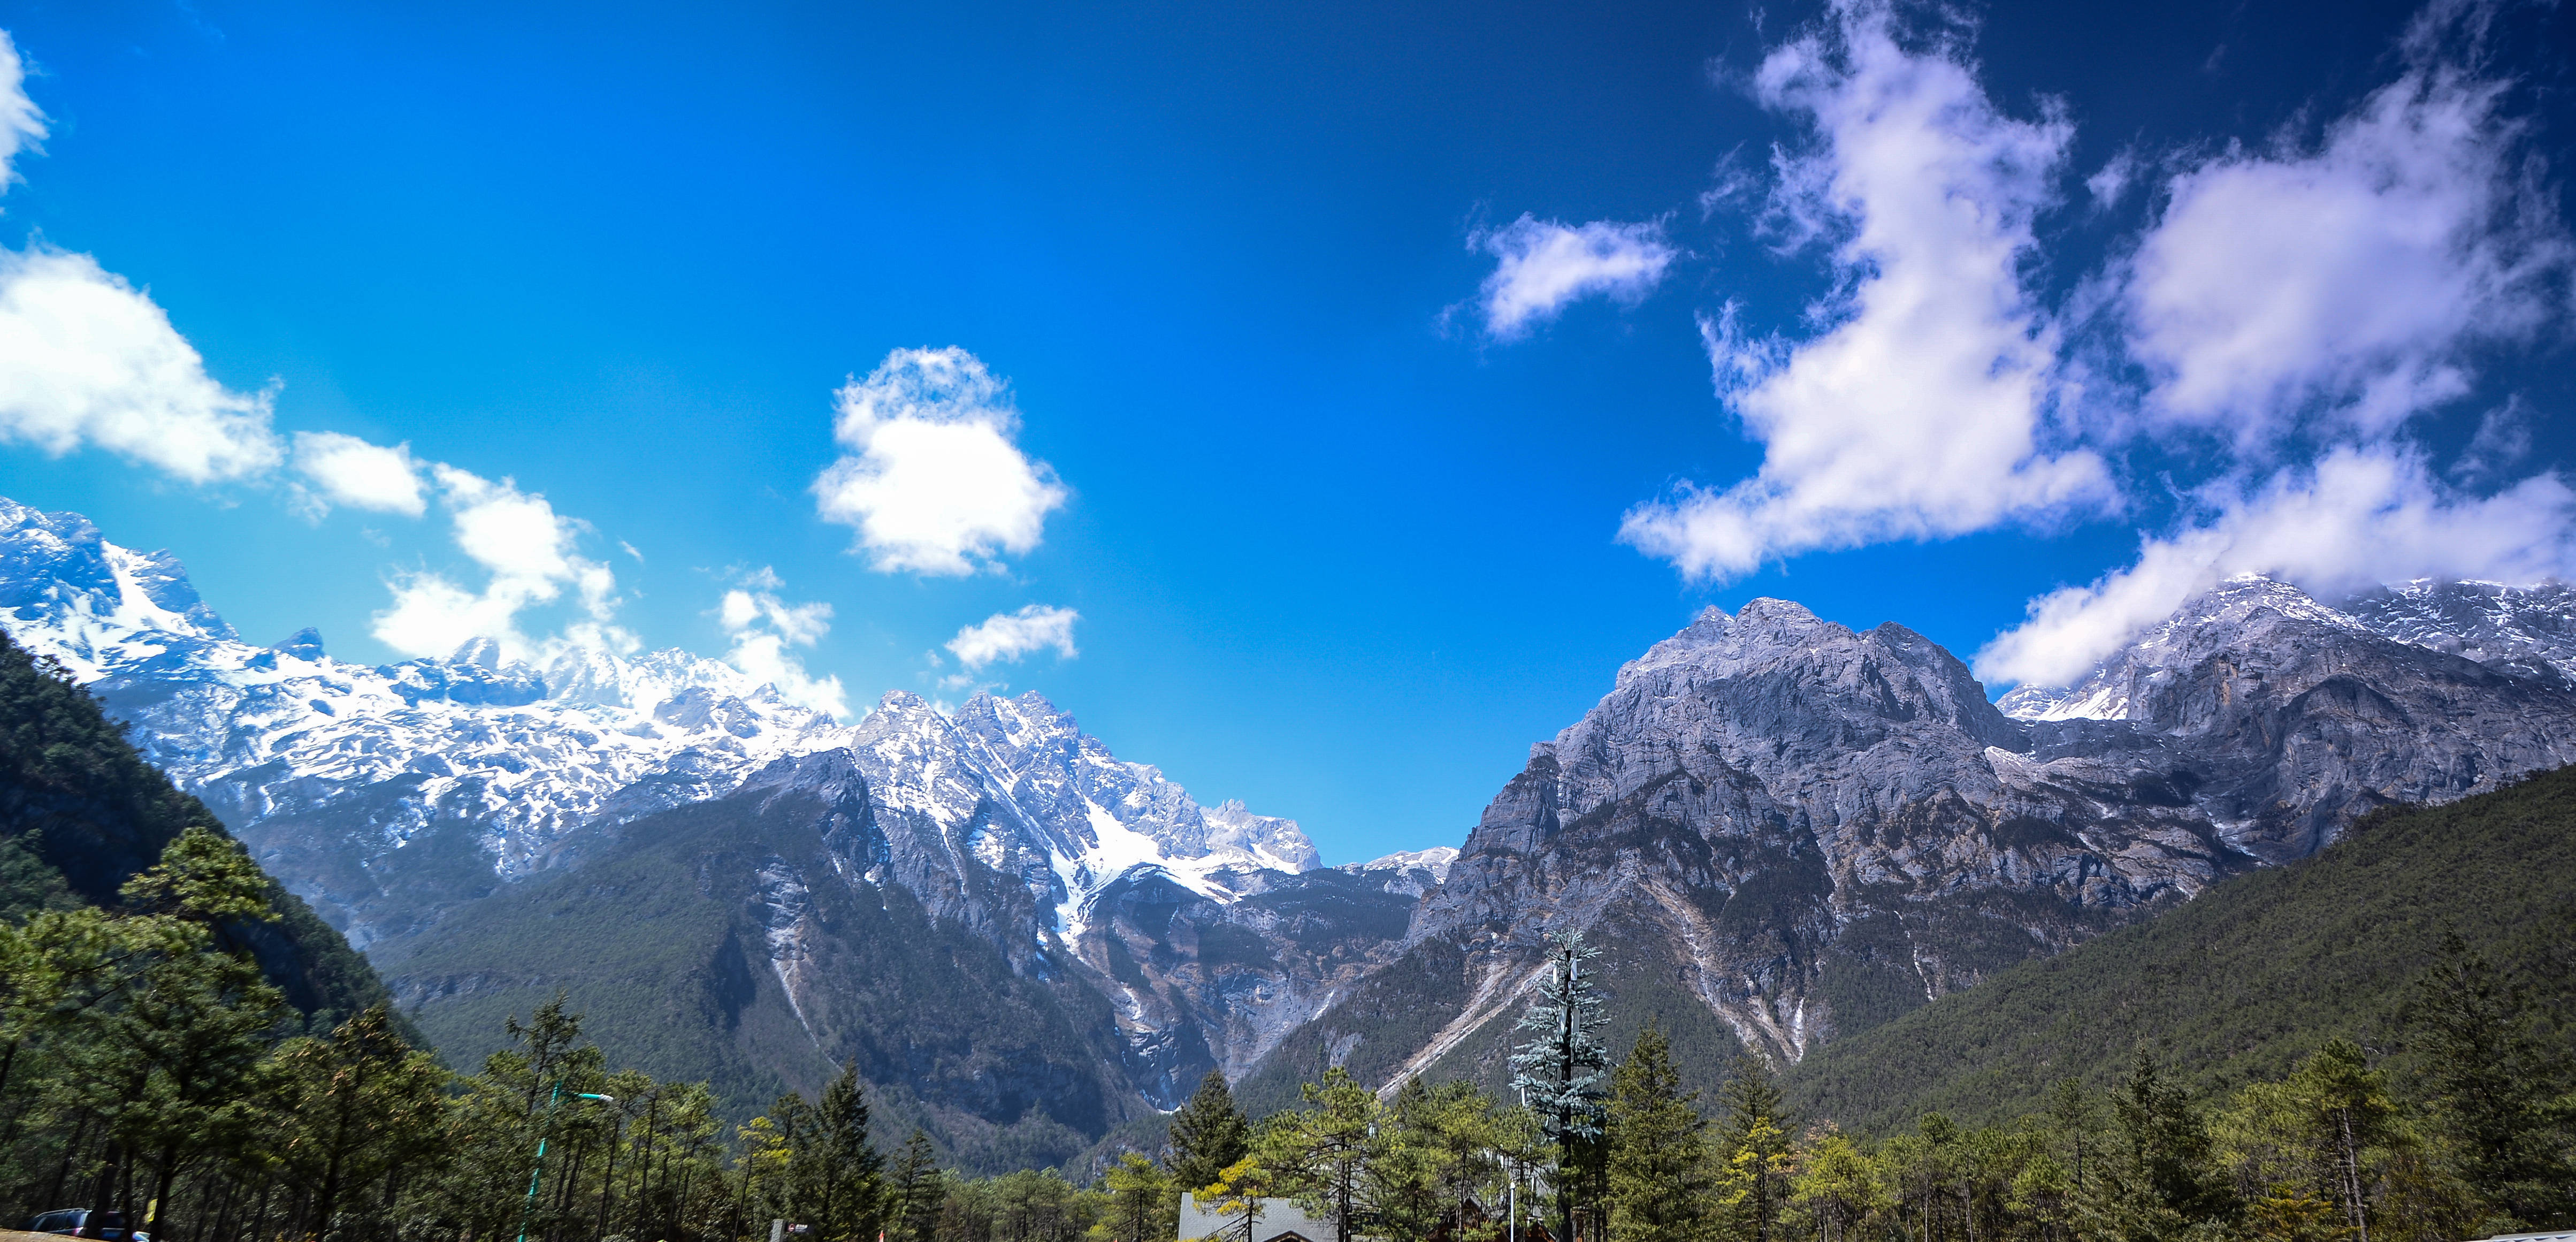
1242;573;2576;1108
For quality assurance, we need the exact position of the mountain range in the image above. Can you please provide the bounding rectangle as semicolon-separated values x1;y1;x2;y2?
4;494;2571;1165
1233;573;2576;1111
0;498;1441;1168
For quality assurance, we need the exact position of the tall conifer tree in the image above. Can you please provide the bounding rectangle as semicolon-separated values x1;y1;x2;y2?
1171;1070;1251;1196
1510;931;1611;1240
1604;1024;1713;1242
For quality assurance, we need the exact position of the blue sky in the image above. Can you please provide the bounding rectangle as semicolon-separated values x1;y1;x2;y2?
0;0;2569;864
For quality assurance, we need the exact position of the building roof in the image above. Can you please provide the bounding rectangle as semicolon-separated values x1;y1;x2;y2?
1176;1192;1336;1242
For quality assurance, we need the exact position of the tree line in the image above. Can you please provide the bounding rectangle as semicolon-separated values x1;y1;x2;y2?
5;833;2571;1242
1174;932;2574;1242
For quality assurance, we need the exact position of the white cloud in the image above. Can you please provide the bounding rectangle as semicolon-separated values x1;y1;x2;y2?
0;247;284;483
0;30;48;189
1472;215;1677;338
291;431;426;517
1619;1;2112;580
1975;4;2576;685
2120;58;2569;450
371;467;624;662
1976;446;2576;685
715;570;847;719
945;604;1080;673
812;347;1067;576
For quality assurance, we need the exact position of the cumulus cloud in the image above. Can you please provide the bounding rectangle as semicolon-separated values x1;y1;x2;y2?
1619;1;2113;580
716;569;848;719
1592;0;2575;686
1976;446;2576;685
0;248;284;483
2120;53;2569;450
1974;2;2576;683
1472;216;1677;338
813;347;1067;576
0;29;47;189
945;605;1080;673
291;431;426;517
371;468;625;662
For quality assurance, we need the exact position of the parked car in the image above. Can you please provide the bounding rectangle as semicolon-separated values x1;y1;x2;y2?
26;1208;148;1241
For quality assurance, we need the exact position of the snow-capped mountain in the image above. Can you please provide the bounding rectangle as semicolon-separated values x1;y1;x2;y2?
0;497;1318;904
0;498;1413;1127
2341;578;2576;684
0;499;844;883
2000;574;2576;721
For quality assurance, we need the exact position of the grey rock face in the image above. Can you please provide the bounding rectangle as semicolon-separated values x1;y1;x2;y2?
1261;577;2576;1096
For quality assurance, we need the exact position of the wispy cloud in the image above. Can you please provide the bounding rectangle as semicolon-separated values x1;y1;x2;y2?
1471;215;1676;339
291;431;426;517
813;347;1068;576
2118;49;2567;451
945;605;1079;673
716;568;848;718
1977;0;2576;683
0;247;285;484
0;30;45;189
371;468;629;664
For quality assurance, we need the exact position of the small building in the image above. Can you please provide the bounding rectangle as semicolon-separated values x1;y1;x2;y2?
1176;1192;1336;1242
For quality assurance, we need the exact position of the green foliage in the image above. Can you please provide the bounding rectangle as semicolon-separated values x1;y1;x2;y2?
1258;1067;1379;1242
1168;1070;1250;1198
0;629;397;1032
1788;765;2576;1133
1712;1054;1796;1242
1605;1024;1714;1242
1090;1152;1171;1242
891;1129;947;1242
2403;933;2574;1225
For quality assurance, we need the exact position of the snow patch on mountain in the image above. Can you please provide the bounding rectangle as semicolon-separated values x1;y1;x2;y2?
0;497;1320;910
1344;846;1458;881
2001;573;2576;722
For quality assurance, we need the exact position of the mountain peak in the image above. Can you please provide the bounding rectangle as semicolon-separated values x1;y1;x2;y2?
273;627;326;660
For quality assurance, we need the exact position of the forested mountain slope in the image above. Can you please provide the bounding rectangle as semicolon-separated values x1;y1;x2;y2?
1784;763;2576;1134
0;629;397;1030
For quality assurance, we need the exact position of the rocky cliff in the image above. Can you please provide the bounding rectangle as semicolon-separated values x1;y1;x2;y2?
1241;575;2576;1107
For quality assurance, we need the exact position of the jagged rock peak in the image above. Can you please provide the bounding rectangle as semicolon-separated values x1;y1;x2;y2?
1204;799;1321;873
273;627;326;660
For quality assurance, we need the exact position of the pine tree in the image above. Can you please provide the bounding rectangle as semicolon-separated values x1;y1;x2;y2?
272;1004;449;1238
1201;1155;1273;1242
2407;933;2573;1225
2290;1039;2394;1242
1170;1070;1251;1196
1604;1024;1714;1242
1510;931;1611;1240
1713;1054;1796;1242
887;1129;944;1242
1261;1068;1380;1242
1098;1152;1172;1242
800;1063;885;1242
2078;1050;2237;1242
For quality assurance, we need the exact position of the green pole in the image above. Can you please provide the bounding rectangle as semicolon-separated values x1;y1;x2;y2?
518;1080;565;1242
